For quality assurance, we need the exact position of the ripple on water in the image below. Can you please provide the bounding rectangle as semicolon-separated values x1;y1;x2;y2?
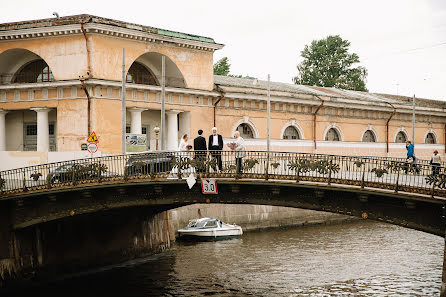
0;220;442;297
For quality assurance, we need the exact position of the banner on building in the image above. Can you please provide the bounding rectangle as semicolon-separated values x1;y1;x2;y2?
125;134;147;152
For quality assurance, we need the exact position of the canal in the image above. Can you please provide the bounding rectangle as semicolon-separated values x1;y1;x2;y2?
3;220;443;296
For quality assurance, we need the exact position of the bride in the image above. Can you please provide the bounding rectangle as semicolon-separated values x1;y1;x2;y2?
178;134;192;152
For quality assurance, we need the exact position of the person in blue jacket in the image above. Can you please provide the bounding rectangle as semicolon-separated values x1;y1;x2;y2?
406;141;414;160
405;141;419;174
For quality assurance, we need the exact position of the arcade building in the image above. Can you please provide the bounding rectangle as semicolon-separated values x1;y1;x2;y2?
0;14;445;170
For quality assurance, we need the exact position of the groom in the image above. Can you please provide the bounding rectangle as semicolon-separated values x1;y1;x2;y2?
208;127;223;172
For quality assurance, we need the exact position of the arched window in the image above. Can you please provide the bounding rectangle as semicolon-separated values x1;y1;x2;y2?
325;128;340;141
362;130;376;142
395;131;407;143
425;133;436;144
237;123;254;139
14;60;54;83
283;126;300;140
126;62;158;85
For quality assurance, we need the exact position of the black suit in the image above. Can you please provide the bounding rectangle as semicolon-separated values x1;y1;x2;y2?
193;135;207;173
193;136;207;151
208;134;224;171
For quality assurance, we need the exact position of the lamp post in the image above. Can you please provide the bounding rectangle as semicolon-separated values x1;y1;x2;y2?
154;126;160;151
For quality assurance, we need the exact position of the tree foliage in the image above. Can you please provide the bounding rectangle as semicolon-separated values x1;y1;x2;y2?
213;57;250;78
293;35;368;92
213;57;231;76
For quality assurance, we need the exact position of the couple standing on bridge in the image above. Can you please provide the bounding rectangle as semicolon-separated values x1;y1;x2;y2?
179;127;246;174
406;140;442;176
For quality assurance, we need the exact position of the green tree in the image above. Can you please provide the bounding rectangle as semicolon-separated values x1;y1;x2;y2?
213;57;231;75
293;35;368;92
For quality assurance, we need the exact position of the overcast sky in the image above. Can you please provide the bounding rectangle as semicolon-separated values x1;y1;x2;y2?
3;0;446;100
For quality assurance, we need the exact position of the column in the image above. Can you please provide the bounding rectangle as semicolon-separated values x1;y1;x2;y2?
129;108;147;134
166;110;181;151
0;110;8;151
31;108;51;152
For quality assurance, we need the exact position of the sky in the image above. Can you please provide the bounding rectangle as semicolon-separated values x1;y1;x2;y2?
2;0;446;100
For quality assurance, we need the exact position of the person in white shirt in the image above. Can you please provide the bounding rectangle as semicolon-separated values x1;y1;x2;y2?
230;131;246;174
430;150;441;176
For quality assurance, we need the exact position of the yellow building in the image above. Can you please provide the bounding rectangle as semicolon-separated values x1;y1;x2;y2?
0;14;444;170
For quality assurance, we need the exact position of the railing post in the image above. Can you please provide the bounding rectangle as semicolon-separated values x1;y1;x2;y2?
265;152;269;181
395;171;399;193
361;169;365;189
327;159;332;185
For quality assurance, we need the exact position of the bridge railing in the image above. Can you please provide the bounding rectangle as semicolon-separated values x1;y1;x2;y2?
0;151;445;198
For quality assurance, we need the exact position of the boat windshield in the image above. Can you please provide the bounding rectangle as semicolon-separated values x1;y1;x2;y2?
186;219;218;228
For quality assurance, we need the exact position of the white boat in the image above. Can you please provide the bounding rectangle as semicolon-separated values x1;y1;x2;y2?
177;217;243;241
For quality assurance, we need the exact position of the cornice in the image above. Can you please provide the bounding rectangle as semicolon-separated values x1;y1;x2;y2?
0;23;224;52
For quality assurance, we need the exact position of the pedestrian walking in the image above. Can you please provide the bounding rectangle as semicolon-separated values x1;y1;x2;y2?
193;130;207;173
430;150;441;176
208;127;223;172
405;141;419;174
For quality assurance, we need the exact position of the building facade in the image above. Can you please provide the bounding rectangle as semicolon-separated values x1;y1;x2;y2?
0;15;445;170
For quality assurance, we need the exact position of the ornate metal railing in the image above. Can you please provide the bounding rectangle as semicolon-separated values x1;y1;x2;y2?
0;151;445;198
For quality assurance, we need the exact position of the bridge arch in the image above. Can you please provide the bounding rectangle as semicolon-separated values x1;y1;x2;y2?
280;120;304;140
0;48;55;85
126;52;186;88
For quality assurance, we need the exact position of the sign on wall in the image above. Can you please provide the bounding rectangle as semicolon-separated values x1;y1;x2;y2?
125;134;147;152
87;131;99;143
201;179;218;194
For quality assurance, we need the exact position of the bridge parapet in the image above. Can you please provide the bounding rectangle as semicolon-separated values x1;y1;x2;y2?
0;151;445;199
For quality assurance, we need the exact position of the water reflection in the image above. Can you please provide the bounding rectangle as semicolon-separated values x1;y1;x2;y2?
2;221;443;296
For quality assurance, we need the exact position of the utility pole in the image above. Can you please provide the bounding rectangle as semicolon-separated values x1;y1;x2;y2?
121;48;126;155
161;56;166;150
412;94;415;143
267;74;271;153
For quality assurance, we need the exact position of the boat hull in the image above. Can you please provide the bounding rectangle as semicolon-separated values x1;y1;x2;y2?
178;234;241;241
177;228;242;241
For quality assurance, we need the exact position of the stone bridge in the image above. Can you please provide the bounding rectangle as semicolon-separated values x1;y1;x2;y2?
1;151;446;294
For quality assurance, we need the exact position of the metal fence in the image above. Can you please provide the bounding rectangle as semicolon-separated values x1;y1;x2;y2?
0;151;445;198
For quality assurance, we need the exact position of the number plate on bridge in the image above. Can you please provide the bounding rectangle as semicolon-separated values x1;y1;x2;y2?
201;179;218;194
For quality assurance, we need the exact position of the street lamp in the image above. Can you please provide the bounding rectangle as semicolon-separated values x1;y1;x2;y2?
154;126;160;150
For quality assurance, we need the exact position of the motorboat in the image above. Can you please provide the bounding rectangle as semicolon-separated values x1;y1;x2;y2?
177;217;243;241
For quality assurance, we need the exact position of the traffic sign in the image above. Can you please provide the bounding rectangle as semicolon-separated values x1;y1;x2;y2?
201;179;218;194
87;143;98;154
81;143;88;151
87;131;99;143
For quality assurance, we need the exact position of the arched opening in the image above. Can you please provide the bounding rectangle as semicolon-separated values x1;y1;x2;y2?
0;49;54;85
395;131;407;143
236;123;254;139
283;126;300;140
362;130;376;142
14;59;54;83
126;62;158;85
128;52;185;88
425;132;436;144
325;128;340;141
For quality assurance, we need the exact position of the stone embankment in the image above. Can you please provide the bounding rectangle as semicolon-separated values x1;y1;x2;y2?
168;204;356;239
